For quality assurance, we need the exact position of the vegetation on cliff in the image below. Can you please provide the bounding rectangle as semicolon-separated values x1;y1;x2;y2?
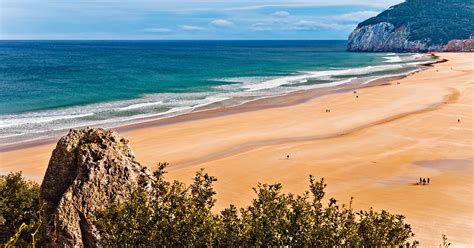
358;0;474;46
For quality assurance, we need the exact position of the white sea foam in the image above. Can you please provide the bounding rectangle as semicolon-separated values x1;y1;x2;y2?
0;112;94;129
306;77;357;89
88;95;230;125
0;132;27;138
214;76;277;85
242;74;313;92
191;96;230;109
241;69;356;92
238;64;405;92
302;64;404;76
118;101;163;111
383;56;403;63
140;106;193;118
411;54;427;59
0;55;435;144
361;69;421;85
406;59;439;66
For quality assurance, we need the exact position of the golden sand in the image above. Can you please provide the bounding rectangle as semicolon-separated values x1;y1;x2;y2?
1;53;472;246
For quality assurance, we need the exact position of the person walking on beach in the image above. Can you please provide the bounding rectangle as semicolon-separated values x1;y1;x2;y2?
419;178;422;184
287;154;290;160
422;178;426;184
427;178;430;184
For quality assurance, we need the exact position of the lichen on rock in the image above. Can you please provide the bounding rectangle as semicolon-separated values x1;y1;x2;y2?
40;128;152;247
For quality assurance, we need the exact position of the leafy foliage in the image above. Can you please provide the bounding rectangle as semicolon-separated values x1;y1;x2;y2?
0;167;420;247
95;164;418;247
0;172;42;246
358;0;474;45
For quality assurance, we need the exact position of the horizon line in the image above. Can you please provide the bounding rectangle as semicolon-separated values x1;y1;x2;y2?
0;39;349;42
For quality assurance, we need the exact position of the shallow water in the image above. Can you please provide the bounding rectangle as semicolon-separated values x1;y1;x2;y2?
0;40;434;143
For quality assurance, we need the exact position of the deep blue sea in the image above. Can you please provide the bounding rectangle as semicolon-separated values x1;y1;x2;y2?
0;40;434;144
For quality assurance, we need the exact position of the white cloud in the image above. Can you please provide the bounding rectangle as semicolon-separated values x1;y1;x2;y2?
142;28;172;33
338;11;379;21
173;0;402;12
290;20;351;31
2;0;402;39
251;22;272;31
179;25;205;31
210;19;234;27
272;11;290;18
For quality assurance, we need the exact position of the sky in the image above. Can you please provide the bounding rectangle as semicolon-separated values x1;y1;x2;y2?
0;0;404;40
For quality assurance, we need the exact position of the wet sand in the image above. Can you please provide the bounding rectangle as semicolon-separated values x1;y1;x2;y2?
1;53;473;246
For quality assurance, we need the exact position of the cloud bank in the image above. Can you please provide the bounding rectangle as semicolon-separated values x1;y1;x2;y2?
1;0;403;39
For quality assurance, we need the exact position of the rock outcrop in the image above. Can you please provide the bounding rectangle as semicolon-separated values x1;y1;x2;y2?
348;22;474;52
347;0;474;52
40;128;152;247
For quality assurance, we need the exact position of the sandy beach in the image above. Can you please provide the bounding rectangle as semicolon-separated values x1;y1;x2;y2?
0;53;472;246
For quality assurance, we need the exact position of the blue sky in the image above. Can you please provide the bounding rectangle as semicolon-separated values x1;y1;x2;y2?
0;0;404;40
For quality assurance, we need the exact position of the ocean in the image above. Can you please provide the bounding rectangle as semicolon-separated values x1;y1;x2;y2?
0;40;435;144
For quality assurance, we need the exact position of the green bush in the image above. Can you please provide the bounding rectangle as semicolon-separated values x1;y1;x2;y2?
0;172;42;246
0;166;419;247
95;164;418;247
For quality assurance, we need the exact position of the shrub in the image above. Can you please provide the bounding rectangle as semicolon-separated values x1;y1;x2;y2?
0;167;418;247
0;172;42;246
95;164;418;247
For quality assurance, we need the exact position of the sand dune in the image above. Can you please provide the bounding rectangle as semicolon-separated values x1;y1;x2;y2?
1;53;472;246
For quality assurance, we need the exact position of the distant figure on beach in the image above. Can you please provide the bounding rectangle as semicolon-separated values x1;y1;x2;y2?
422;178;426;184
427;178;430;184
356;95;359;98
419;178;422;184
458;119;460;123
287;155;290;159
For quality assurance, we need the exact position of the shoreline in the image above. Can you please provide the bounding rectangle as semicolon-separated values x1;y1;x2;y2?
0;59;434;153
0;53;472;246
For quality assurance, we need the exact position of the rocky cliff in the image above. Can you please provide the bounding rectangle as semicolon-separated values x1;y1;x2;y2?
40;128;152;247
348;0;474;52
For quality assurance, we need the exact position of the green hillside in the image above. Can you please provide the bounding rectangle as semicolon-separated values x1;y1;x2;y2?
358;0;474;45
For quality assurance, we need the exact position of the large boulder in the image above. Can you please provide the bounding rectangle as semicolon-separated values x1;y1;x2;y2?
40;128;152;247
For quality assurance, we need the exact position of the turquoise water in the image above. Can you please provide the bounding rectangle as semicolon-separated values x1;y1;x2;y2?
0;40;433;143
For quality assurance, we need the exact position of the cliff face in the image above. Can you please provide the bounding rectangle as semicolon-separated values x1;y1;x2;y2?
348;22;473;52
348;0;474;52
40;128;152;247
